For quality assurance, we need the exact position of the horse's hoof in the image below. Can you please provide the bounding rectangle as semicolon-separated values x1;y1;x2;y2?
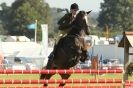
59;83;65;86
44;84;48;86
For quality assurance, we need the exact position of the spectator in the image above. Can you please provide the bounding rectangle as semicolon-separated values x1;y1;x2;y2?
0;51;4;69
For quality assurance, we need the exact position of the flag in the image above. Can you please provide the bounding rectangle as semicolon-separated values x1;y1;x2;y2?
27;23;37;30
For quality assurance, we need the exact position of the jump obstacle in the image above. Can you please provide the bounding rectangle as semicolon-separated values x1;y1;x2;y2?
0;69;132;88
0;69;123;74
0;86;122;88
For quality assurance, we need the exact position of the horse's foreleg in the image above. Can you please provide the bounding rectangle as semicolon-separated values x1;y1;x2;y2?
59;74;71;86
80;50;88;62
40;58;54;86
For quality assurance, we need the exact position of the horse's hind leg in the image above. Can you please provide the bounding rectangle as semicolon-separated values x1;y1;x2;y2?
59;74;71;86
40;58;55;86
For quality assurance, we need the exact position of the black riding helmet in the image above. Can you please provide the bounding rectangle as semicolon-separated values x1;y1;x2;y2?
70;3;79;10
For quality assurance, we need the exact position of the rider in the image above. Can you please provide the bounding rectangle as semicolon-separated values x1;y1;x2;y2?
58;3;79;36
48;3;79;60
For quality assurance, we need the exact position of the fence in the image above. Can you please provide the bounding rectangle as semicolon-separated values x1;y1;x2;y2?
0;69;132;87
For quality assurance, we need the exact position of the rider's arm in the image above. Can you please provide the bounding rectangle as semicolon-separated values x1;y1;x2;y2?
58;14;68;25
58;14;72;30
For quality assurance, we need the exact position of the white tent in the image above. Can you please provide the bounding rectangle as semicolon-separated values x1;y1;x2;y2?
0;42;44;58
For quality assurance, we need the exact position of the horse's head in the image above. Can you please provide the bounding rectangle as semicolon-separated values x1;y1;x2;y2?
73;10;91;35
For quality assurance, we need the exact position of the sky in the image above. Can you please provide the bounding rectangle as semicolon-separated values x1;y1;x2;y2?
0;0;103;12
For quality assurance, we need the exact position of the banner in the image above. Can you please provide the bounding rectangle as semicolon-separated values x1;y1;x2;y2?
41;24;48;58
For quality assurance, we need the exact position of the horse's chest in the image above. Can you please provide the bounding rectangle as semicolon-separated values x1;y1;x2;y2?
64;37;83;49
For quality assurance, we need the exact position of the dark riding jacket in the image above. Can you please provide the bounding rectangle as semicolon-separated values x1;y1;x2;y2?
58;13;75;31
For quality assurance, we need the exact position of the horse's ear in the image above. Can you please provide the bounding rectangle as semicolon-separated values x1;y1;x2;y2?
87;10;92;14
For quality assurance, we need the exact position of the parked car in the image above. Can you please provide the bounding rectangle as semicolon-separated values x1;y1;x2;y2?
12;57;39;70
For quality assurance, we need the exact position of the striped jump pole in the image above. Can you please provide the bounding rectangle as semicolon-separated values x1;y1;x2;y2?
0;79;123;84
125;80;133;88
0;86;121;88
0;69;123;74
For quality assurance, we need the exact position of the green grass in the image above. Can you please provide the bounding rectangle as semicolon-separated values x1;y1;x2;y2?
0;73;132;87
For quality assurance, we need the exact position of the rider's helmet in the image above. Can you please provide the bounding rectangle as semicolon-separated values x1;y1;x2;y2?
70;3;79;10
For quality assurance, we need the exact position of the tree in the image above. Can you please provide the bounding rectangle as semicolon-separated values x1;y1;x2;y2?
0;3;12;34
98;0;133;32
0;23;5;34
7;0;51;40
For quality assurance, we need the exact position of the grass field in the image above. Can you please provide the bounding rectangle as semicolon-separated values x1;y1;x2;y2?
0;73;132;87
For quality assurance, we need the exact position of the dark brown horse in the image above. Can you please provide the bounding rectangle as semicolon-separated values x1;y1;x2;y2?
40;11;91;86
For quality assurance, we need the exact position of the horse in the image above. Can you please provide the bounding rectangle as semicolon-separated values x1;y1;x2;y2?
40;10;91;86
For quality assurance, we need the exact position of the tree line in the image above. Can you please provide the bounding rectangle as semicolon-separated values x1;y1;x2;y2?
0;0;132;41
98;0;133;35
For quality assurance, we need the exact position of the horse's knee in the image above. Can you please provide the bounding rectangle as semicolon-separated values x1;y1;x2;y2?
60;74;71;79
40;74;45;79
83;51;88;57
44;84;48;86
59;83;65;86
